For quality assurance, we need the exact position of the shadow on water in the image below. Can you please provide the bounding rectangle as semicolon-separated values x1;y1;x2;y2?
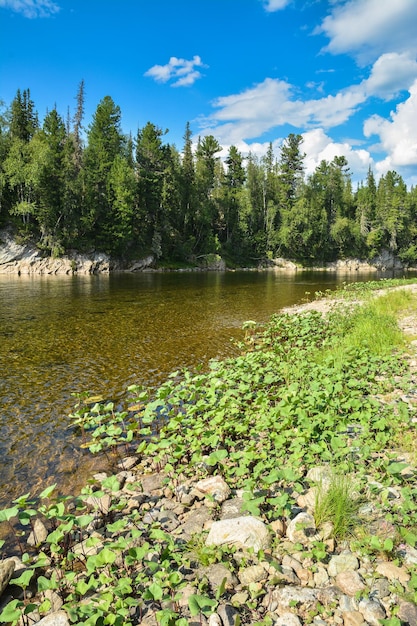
0;269;412;515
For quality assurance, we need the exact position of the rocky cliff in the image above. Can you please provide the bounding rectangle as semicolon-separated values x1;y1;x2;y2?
0;230;154;275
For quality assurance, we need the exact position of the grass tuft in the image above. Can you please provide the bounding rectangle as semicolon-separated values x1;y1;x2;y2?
314;471;361;540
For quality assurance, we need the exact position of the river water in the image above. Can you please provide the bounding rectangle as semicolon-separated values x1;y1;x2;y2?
0;269;401;508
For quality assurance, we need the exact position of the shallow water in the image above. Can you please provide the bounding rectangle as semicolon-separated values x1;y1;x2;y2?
0;269;404;508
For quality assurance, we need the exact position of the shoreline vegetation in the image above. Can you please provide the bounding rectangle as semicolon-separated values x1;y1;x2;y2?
0;229;410;276
1;279;417;624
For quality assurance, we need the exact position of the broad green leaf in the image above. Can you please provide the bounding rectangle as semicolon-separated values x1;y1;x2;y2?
39;483;57;499
0;599;23;623
188;594;217;617
0;506;19;522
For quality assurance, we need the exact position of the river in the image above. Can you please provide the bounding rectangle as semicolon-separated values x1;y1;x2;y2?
0;269;403;509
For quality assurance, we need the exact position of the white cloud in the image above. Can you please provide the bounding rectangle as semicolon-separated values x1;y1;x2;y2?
144;55;206;88
301;128;372;182
364;79;417;173
204;77;364;144
201;49;417;148
318;0;417;63
364;53;417;100
262;0;290;12
0;0;59;17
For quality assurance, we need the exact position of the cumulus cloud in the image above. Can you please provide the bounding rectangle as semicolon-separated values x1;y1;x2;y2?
0;0;59;17
301;128;373;181
262;0;290;12
144;55;206;87
318;0;417;63
364;53;417;99
201;49;417;148
204;77;362;145
364;78;417;173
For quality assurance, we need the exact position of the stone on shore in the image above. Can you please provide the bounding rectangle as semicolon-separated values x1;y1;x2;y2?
205;516;271;552
0;559;15;595
33;611;70;626
194;476;231;503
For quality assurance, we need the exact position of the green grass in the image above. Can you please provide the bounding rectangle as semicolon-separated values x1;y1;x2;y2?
313;471;360;540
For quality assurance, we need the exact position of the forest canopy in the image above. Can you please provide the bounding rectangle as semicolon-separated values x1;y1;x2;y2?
1;85;417;266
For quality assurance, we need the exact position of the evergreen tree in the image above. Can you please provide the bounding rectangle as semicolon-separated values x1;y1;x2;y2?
9;89;38;142
180;122;195;242
194;135;222;252
135;122;170;257
35;108;67;252
278;133;305;208
83;95;125;249
221;145;245;246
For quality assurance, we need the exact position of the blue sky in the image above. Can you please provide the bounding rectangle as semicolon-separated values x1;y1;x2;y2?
1;0;417;187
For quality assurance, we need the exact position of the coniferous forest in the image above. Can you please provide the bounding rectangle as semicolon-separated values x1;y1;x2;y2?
1;84;417;266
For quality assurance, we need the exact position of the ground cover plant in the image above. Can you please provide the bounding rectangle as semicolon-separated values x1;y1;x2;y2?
1;279;417;625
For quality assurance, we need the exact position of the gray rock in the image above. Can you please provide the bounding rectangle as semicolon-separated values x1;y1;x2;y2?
266;586;317;613
27;518;48;546
206;516;271;553
314;565;329;587
194;476;231;503
238;564;267;586
358;598;386;626
370;577;390;599
203;563;238;591
398;600;417;625
33;611;70;626
176;506;212;538
339;595;359;612
286;512;316;545
328;553;359;578
220;498;246;519
217;603;239;626
141;473;165;493
0;559;15;595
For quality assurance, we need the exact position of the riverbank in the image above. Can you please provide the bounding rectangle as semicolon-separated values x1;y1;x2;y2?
0;228;409;275
1;280;417;625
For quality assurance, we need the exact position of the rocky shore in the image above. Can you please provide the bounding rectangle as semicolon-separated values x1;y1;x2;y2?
1;285;417;625
0;228;408;275
1;446;417;626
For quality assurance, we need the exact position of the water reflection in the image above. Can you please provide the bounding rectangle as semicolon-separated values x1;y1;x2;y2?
0;270;408;507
